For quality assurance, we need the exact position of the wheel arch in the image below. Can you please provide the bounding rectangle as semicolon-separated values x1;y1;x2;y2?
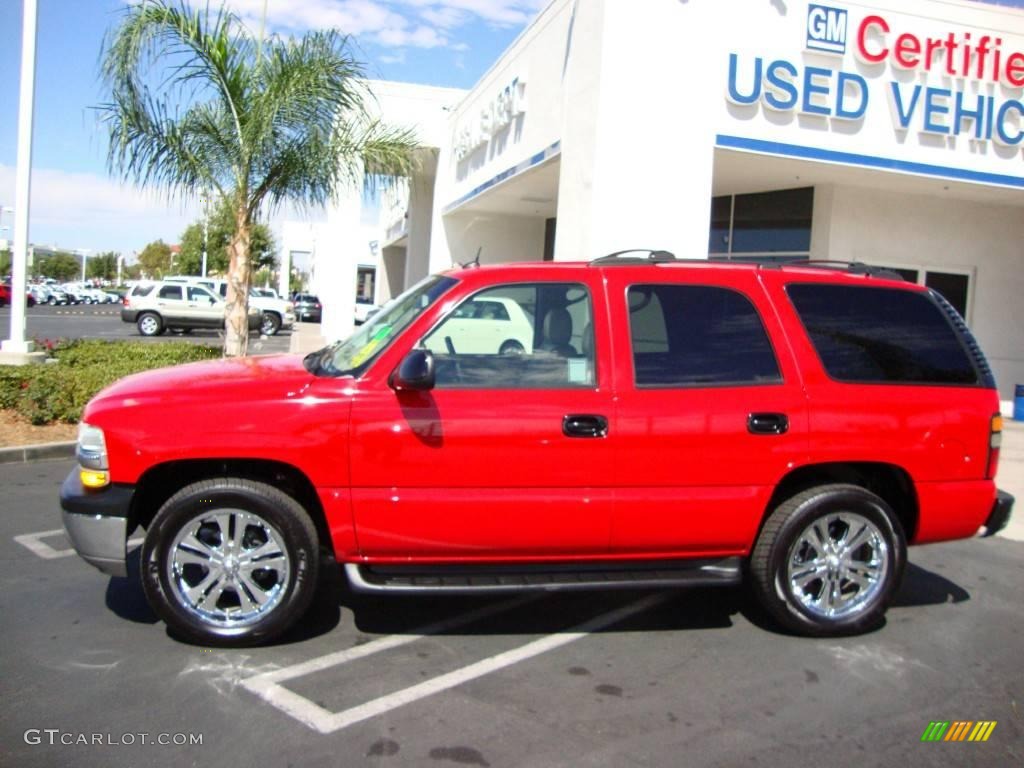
130;458;330;551
763;462;919;544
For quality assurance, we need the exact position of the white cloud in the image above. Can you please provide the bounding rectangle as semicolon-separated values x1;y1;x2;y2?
0;165;199;254
181;0;544;50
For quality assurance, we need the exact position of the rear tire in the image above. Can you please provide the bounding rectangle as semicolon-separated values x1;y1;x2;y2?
749;484;905;637
141;478;320;647
137;312;164;337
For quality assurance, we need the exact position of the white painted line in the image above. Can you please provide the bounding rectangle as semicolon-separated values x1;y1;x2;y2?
14;529;73;559
14;528;143;560
243;592;667;734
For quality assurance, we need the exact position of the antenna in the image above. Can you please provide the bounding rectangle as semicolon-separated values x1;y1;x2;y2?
460;247;482;269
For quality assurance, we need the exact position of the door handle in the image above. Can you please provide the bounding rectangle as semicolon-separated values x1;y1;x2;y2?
563;414;608;438
748;412;789;435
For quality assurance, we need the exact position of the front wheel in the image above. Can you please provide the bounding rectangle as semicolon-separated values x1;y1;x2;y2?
749;484;905;637
141;478;320;646
259;312;281;336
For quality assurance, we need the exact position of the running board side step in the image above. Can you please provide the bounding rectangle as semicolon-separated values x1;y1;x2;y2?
344;558;742;594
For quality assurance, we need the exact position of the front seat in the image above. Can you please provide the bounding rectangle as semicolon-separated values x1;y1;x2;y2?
541;307;577;357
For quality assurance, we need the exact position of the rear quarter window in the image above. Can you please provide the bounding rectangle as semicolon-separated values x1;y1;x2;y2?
786;284;978;385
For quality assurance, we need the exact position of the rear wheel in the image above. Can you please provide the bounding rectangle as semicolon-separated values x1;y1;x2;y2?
499;340;525;356
141;478;320;646
137;312;164;336
749;484;905;636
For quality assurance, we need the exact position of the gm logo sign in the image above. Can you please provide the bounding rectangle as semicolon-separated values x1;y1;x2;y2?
807;4;848;54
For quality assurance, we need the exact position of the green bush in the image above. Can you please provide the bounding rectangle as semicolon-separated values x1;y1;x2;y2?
3;340;221;425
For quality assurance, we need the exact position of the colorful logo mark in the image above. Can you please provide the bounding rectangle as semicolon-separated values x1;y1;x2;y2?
921;721;997;742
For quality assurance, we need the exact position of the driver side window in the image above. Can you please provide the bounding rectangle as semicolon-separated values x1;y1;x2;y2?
421;283;595;389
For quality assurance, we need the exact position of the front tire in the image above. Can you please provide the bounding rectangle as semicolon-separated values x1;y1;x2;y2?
260;312;281;336
141;478;320;647
749;484;905;637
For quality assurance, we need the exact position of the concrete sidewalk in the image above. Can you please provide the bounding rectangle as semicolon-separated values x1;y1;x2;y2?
288;321;327;355
996;418;1024;541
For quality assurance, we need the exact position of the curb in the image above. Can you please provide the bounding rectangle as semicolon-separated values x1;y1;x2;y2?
0;441;76;465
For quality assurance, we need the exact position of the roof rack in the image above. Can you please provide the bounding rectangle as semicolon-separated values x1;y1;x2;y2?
589;249;677;266
774;259;907;281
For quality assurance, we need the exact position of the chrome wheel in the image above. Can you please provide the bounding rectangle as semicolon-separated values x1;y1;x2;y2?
786;512;889;620
166;510;291;628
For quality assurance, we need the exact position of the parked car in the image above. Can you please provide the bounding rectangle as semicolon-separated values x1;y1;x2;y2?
60;253;1013;647
0;284;37;307
164;277;295;336
45;287;70;305
355;298;380;325
293;293;322;322
120;280;260;336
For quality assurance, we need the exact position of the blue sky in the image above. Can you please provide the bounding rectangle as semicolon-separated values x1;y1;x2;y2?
0;0;542;255
1;0;1022;256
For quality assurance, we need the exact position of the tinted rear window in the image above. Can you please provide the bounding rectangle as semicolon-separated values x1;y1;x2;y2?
627;284;781;387
786;284;978;385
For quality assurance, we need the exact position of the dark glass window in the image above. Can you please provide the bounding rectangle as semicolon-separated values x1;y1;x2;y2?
423;283;595;389
708;196;731;254
731;187;813;253
627;285;781;387
925;272;969;320
157;285;182;300
787;284;977;385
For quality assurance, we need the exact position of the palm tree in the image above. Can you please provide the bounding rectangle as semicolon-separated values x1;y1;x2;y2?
99;0;418;355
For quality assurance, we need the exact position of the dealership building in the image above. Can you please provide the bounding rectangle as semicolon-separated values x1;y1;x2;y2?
302;0;1023;398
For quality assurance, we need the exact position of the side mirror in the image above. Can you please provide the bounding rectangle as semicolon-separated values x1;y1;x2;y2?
391;349;435;391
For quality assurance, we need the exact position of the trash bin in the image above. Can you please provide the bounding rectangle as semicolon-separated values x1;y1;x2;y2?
1015;384;1024;421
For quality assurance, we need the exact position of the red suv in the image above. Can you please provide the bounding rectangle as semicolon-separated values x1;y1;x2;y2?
60;253;1013;646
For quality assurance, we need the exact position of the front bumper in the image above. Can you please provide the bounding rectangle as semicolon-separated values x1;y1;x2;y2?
59;470;135;577
980;490;1014;537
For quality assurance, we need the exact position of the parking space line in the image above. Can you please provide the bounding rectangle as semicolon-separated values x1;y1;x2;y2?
14;528;143;560
242;592;668;734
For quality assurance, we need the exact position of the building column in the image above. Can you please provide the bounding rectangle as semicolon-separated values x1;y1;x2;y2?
555;0;723;262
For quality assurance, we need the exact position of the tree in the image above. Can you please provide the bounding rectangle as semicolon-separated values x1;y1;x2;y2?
36;252;81;281
99;1;418;355
86;251;119;282
177;198;275;276
0;249;10;277
137;240;173;279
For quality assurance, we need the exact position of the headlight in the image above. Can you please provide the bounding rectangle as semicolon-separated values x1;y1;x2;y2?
77;423;108;470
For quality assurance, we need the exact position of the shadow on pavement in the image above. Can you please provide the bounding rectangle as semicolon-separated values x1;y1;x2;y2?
104;547;158;625
891;561;970;607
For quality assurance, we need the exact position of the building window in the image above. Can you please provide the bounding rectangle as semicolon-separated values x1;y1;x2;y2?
627;284;781;388
708;187;814;258
877;266;973;322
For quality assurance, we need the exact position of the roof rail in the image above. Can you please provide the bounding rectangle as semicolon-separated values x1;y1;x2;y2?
589;249;677;266
777;259;907;281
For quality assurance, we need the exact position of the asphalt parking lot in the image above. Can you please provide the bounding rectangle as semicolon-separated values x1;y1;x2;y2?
1;459;1021;767
0;305;294;354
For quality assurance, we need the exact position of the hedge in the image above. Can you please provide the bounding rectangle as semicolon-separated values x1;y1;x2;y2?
0;339;221;425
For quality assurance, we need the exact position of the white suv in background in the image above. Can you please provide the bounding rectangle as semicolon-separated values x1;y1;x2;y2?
122;280;260;336
165;276;295;336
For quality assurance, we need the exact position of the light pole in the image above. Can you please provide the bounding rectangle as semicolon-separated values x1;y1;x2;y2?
201;190;209;277
1;0;42;361
78;249;91;282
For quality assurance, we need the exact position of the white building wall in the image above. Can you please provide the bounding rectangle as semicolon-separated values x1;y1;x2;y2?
822;185;1024;396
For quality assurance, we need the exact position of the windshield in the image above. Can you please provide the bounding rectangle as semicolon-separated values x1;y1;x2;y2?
310;274;458;377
